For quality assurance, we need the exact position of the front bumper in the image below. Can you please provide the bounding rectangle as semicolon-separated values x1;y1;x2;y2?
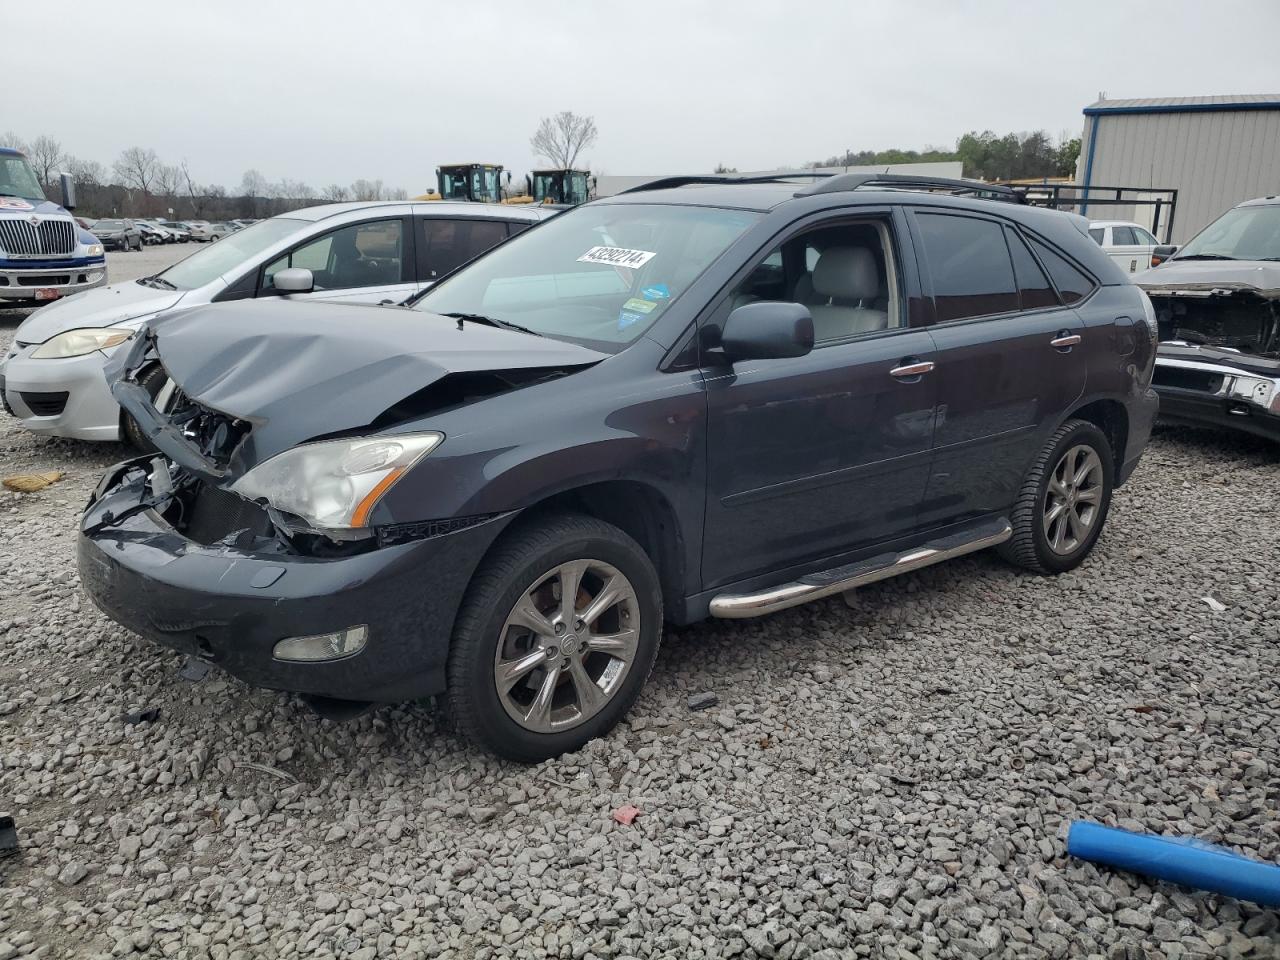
0;260;107;301
77;458;511;703
1152;354;1280;442
1;344;123;441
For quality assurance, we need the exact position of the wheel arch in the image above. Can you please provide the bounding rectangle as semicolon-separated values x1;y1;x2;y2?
1064;397;1129;484
502;479;688;623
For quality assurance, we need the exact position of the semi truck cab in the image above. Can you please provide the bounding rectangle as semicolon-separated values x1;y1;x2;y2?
0;147;106;304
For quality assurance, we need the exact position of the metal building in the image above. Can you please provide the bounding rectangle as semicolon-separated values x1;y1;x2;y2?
1079;94;1280;242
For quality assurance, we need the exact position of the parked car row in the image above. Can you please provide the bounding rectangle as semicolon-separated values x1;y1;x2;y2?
4;175;1162;761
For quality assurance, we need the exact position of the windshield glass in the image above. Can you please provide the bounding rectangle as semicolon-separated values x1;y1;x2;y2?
157;217;305;290
1177;204;1280;261
96;220;123;229
411;202;759;352
0;154;46;203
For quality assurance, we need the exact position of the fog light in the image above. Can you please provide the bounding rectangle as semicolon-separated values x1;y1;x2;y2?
273;625;367;662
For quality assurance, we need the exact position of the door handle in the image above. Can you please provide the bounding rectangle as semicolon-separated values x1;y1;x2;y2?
1050;333;1082;349
890;360;935;379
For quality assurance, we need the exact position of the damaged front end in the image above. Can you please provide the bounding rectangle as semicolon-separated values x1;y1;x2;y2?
1144;280;1280;440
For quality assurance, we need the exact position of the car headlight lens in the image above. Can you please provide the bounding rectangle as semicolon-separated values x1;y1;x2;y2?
230;432;444;531
31;327;134;359
87;243;104;257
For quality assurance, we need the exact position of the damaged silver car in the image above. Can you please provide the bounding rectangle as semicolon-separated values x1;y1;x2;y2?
1140;196;1280;440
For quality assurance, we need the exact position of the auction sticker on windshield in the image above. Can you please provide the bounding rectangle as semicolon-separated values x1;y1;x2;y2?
578;246;656;269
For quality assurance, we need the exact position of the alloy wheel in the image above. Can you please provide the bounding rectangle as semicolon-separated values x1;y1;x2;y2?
493;558;640;733
1043;443;1104;555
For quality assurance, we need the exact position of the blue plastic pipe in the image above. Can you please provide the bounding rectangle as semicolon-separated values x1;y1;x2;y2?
1067;821;1280;908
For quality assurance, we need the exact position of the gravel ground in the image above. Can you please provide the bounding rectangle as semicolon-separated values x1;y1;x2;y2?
2;263;1280;958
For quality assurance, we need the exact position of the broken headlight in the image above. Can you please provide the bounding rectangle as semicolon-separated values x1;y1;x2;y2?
229;432;443;532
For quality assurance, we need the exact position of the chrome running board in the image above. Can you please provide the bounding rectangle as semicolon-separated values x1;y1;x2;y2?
708;518;1012;619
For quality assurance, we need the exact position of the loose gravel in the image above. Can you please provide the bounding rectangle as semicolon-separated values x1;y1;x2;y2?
2;253;1279;958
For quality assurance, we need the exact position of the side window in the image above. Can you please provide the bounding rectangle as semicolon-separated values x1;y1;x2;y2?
1134;227;1158;245
728;219;899;343
506;221;532;238
1028;237;1096;305
916;213;1018;322
420;218;509;280
1005;228;1059;311
1111;225;1137;245
1088;227;1105;246
263;219;404;291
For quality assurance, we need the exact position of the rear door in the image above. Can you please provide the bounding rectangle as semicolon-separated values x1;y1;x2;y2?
416;216;515;292
259;216;416;305
909;210;1088;528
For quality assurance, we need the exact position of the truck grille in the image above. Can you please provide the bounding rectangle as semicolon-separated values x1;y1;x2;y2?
0;217;77;257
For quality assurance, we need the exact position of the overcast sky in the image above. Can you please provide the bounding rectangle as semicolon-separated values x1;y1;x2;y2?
7;0;1279;194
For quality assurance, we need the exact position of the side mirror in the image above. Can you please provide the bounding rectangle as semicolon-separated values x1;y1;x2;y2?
59;172;76;210
720;301;814;361
273;267;314;294
1150;244;1178;268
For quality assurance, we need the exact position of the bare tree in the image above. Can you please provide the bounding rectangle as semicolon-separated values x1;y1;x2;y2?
240;168;268;199
530;111;598;170
2;131;29;154
322;183;349;202
385;186;408;201
66;156;106;188
277;178;314;201
113;147;160;194
28;135;66;186
349;178;385;201
154;164;182;200
179;159;202;216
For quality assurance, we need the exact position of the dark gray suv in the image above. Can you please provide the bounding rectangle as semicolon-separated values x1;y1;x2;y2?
79;174;1159;761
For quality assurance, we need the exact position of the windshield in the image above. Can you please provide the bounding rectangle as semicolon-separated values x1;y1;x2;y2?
157;217;305;290
1177;204;1280;261
96;220;123;229
0;154;46;203
411;202;760;352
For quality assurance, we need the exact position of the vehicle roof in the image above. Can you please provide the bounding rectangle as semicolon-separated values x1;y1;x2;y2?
1088;220;1146;229
0;146;24;158
1238;195;1280;208
280;200;551;222
600;182;804;211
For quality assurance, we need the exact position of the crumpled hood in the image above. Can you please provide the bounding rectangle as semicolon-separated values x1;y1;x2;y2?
1137;260;1280;298
140;298;607;465
15;281;186;345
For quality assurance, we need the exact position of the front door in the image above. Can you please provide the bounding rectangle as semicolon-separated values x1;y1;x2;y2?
909;211;1089;527
261;217;416;305
701;213;937;589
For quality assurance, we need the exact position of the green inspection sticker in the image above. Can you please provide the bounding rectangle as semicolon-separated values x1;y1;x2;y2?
622;297;658;314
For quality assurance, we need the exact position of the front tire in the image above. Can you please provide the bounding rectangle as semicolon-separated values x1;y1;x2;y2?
120;364;171;451
446;514;662;762
999;418;1114;575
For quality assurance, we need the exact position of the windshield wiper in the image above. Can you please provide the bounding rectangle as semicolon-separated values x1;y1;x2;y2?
137;275;177;290
1175;254;1238;261
443;312;543;338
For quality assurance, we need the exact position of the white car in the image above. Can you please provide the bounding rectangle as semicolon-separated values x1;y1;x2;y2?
1;200;554;443
1088;220;1162;275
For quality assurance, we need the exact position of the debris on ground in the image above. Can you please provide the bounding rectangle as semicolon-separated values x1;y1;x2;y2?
177;657;212;682
1200;596;1227;612
121;707;160;724
2;471;64;493
0;815;17;858
687;691;718;711
611;805;641;826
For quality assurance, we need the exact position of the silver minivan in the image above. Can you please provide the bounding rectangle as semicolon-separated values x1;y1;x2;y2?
1;200;554;443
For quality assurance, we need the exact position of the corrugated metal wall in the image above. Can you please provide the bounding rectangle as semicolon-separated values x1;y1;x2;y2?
1080;109;1280;242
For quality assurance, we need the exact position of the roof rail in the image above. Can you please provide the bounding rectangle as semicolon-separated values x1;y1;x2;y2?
620;171;835;195
794;173;1019;202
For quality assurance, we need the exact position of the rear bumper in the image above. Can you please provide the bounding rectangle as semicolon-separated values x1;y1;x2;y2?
1118;386;1160;485
0;261;107;301
78;458;512;702
1152;354;1280;443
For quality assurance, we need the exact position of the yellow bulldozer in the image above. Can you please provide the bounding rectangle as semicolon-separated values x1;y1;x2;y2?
415;163;508;203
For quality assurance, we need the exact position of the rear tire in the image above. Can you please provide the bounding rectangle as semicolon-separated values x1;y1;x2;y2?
999;418;1114;574
446;513;662;762
120;364;171;451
